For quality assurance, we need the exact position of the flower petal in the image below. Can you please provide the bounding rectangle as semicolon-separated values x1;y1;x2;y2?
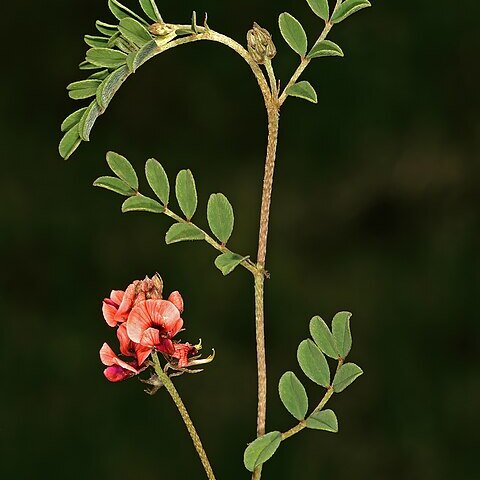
115;282;137;323
140;327;161;348
110;290;124;305
99;343;138;373
102;301;118;327
168;291;184;314
135;345;152;365
127;299;182;343
117;323;133;357
104;365;134;382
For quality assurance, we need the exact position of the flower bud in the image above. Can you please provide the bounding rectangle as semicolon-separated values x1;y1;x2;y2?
247;23;276;64
149;22;176;37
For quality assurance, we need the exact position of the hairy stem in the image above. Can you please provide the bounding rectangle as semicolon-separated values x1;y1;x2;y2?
252;99;281;480
151;352;216;480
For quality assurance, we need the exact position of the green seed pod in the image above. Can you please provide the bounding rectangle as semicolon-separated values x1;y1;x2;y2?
247;22;276;64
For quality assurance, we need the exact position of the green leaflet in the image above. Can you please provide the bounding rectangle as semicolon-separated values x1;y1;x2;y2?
308;40;344;59
78;101;102;141
96;65;130;110
79;61;102;70
207;193;234;244
306;409;338;432
89;69;110;80
333;363;363;393
108;0;148;25
122;195;164;213
132;39;158;72
106;151;138;190
306;0;330;21
93;176;136;196
139;0;163;22
278;12;308;57
96;21;118;37
278;371;308;421
297;339;330;387
331;0;371;24
61;107;87;132
84;35;109;48
243;431;282;472
145;158;169;205
332;311;352;359
86;48;128;68
214;252;248;276
286;81;318;103
118;17;152;47
67;79;101;100
175;170;197;220
165;223;205;244
310;316;338;359
59;125;81;160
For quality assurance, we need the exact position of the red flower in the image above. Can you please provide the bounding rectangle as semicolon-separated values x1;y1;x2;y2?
126;297;183;355
102;275;164;327
99;343;140;382
172;343;198;368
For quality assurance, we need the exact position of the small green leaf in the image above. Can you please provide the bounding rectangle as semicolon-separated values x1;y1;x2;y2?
279;372;308;421
310;316;338;359
279;13;308;57
61;107;87;132
207;193;234;244
214;252;248;276
286;81;318;103
106;151;138;190
122;195;163;213
306;0;330;21
307;40;344;59
132;39;158;71
332;311;352;359
297;339;330;387
79;61;101;70
59;125;81;160
93;176;135;196
243;431;282;473
86;48;128;69
165;223;205;244
67;79;101;100
175;170;197;220
78;100;102;141
108;0;148;25
84;35;109;48
96;21;118;37
89;69;110;80
145;159;169;205
139;0;163;22
333;363;363;393
331;0;371;24
119;17;152;47
96;65;130;110
306;409;338;432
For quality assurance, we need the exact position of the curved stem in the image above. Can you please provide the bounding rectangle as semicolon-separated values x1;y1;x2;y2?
155;28;272;109
151;352;216;480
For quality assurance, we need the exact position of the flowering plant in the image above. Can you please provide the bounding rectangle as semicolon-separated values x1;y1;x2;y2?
60;1;371;478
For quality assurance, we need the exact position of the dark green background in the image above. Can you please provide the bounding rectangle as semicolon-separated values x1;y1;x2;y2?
2;0;478;478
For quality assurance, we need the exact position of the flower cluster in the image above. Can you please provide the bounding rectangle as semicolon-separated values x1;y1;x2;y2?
99;274;202;382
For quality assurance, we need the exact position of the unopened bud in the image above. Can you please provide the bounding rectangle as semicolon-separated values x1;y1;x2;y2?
149;22;176;37
247;23;276;64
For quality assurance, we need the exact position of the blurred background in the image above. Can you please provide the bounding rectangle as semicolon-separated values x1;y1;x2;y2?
1;0;478;478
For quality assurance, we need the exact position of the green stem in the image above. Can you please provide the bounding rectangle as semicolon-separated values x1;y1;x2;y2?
151;352;216;480
281;359;343;441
